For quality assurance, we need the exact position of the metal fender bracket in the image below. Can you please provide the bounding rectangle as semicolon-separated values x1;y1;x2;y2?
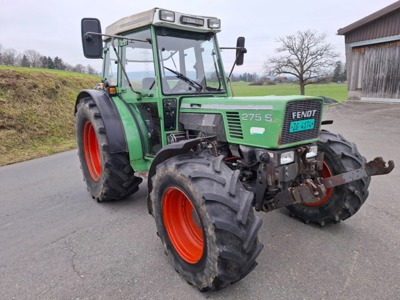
273;157;394;210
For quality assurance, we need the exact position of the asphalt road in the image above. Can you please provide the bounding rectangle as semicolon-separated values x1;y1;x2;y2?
1;101;399;300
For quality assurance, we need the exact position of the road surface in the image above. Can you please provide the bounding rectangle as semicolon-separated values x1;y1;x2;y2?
1;101;399;299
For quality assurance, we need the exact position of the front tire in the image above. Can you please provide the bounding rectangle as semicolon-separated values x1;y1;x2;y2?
76;97;142;201
286;130;371;226
150;151;263;291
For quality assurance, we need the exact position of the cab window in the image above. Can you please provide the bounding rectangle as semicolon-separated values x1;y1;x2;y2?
122;29;156;91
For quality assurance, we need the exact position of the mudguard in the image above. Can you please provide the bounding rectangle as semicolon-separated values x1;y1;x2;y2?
75;89;127;153
147;136;216;215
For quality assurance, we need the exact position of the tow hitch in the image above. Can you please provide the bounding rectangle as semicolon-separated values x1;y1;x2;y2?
321;157;394;189
273;157;394;210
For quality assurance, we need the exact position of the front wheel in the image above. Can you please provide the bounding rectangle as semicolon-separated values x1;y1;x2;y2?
150;151;263;291
286;130;371;226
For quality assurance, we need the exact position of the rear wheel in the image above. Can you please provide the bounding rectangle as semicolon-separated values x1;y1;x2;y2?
150;151;263;291
83;121;102;181
76;97;142;201
286;130;371;226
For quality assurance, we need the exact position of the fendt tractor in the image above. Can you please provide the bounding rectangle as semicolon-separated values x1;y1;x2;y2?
76;8;394;291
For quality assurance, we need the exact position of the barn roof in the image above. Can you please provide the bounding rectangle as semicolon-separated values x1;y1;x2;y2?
337;1;400;35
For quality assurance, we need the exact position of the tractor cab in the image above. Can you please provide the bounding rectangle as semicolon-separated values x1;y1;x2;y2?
81;8;243;156
100;10;229;97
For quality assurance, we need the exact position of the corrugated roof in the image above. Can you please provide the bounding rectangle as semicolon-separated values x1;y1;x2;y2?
338;1;400;35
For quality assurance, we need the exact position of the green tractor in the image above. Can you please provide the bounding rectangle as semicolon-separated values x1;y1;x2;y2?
76;8;394;291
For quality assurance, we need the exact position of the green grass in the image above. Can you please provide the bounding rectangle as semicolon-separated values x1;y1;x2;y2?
231;82;348;101
0;66;99;166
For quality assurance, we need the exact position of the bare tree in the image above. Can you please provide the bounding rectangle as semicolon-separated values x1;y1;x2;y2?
39;56;48;68
264;30;339;95
72;64;86;73
2;48;18;66
63;62;74;71
87;64;97;75
24;49;42;68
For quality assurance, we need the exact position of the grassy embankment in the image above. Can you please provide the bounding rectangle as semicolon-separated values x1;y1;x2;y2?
0;66;99;166
0;65;347;166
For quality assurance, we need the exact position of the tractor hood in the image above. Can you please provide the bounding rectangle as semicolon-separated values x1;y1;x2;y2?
180;95;324;149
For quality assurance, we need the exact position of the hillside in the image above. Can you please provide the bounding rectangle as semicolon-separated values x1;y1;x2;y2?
0;66;99;166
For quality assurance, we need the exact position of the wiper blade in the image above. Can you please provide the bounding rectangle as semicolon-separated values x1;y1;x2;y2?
164;66;203;91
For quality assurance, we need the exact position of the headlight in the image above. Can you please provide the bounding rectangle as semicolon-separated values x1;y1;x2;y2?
159;10;175;22
280;151;294;165
208;18;221;29
306;145;318;158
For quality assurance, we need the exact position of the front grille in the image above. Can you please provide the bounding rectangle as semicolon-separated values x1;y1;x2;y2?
226;112;243;139
281;100;322;145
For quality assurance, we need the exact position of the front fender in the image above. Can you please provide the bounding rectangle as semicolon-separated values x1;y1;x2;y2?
147;136;216;215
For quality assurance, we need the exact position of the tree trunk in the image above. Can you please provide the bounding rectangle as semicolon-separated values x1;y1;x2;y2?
300;81;305;95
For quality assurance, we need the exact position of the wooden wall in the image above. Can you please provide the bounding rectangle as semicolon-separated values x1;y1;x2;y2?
346;41;400;100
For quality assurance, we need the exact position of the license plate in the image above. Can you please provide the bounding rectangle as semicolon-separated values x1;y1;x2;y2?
290;119;315;133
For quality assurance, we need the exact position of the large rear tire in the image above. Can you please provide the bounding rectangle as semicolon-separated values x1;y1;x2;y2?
150;151;263;291
76;97;142;201
286;130;371;226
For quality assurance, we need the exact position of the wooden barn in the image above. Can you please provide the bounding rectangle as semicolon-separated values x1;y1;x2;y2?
338;1;400;102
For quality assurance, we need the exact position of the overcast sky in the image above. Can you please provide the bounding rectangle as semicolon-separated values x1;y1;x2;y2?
0;0;397;73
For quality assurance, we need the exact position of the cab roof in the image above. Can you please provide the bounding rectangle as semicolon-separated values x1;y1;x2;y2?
105;8;221;37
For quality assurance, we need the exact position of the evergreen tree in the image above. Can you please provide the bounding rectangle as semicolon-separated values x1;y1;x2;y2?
332;61;343;82
20;55;30;67
54;56;65;70
47;57;55;69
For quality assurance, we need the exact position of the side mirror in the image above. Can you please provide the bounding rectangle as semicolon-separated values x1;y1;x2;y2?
81;18;103;59
235;37;246;66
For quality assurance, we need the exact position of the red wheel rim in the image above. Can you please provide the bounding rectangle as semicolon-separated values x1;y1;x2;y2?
305;161;334;207
162;187;204;264
83;121;101;181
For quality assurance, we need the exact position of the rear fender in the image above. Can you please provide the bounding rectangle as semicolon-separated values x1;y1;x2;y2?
75;90;145;171
75;90;127;153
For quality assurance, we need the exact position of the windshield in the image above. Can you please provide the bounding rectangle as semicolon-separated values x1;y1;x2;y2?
156;28;225;95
